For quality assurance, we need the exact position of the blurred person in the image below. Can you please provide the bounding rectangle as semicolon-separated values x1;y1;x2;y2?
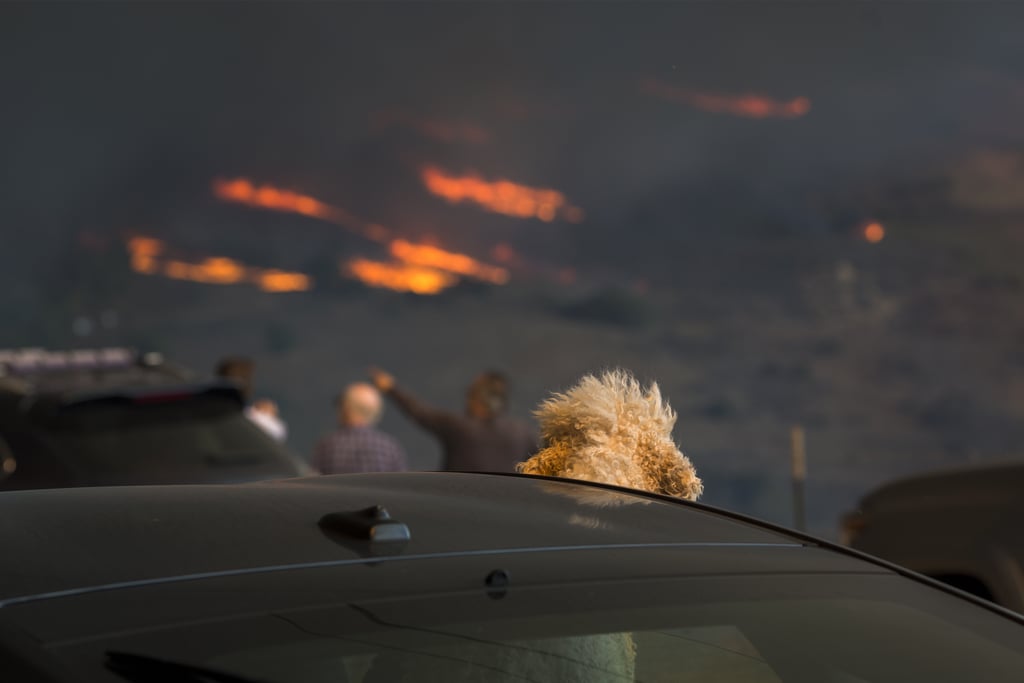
247;398;287;442
517;369;702;500
369;367;538;472
312;382;408;474
215;356;255;400
215;356;288;442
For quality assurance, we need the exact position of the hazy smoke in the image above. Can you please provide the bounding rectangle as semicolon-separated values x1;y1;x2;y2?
3;2;1024;295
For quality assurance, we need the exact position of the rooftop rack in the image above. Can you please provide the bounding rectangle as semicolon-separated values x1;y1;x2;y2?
0;348;194;397
0;348;163;377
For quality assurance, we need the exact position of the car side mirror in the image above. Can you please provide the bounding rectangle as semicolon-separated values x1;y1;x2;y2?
0;436;16;483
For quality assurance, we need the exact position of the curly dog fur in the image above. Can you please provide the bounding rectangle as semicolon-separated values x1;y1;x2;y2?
517;369;702;500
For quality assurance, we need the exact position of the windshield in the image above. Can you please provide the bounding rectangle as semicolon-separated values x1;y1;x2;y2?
58;573;1024;683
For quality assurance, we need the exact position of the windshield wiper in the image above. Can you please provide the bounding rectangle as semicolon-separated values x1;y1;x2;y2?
106;650;278;683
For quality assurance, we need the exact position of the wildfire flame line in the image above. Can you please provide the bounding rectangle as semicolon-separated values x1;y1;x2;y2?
339;238;511;295
420;166;585;223
640;78;811;119
127;236;312;292
390;239;509;285
212;178;392;243
344;258;460;296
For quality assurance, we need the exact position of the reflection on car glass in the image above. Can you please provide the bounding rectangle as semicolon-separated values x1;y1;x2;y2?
637;627;779;682
185;582;1024;683
534;479;654;508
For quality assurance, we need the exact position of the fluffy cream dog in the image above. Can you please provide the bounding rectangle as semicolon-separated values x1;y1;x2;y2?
363;371;695;682
518;369;702;500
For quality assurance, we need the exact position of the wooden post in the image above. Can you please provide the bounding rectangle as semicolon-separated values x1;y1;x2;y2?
790;425;807;532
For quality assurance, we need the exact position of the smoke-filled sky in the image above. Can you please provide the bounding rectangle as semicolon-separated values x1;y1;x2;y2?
3;1;1024;298
7;3;1024;528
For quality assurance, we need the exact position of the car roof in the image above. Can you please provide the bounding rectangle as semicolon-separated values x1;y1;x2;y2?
0;472;877;605
10;473;1022;650
0;347;224;435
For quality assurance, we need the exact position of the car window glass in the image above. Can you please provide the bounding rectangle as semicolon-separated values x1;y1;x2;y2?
73;575;1023;683
634;626;781;682
42;412;287;472
201;599;1020;683
35;396;291;474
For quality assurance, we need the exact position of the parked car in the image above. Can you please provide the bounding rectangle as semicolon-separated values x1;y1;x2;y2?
841;460;1024;613
2;471;1023;682
0;347;310;490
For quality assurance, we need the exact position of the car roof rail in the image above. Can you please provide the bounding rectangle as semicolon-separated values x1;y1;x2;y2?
0;348;194;397
0;347;139;376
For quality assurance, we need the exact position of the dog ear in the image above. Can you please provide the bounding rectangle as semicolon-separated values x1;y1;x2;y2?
517;442;574;477
637;440;703;501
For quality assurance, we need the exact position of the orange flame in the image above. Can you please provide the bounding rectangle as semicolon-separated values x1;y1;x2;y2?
345;258;458;295
258;270;314;292
372;111;490;144
863;222;885;243
342;238;509;295
421;166;584;223
163;257;246;285
212;178;335;220
128;236;162;274
641;78;811;119
390;239;509;284
212;178;388;242
126;236;311;292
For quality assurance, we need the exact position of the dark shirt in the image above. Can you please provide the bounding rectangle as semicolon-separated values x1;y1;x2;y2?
387;386;539;472
312;426;408;474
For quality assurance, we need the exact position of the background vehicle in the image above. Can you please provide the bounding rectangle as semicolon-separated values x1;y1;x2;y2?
842;460;1024;613
0;348;311;490
2;472;1023;682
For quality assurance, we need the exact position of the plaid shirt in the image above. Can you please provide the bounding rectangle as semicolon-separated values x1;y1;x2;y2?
312;426;409;474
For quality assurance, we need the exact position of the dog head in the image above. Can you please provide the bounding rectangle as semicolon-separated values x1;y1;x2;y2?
518;370;702;500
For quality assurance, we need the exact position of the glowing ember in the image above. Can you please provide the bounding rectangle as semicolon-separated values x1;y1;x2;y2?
390;239;509;284
372;111;490;144
127;236;162;274
258;270;313;292
421;166;583;223
863;222;885;243
345;258;458;295
641;78;811;119
126;236;312;292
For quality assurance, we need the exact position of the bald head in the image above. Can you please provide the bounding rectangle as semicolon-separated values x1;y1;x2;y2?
338;382;383;427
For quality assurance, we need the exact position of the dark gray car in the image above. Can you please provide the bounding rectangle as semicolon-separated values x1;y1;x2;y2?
0;348;310;489
2;472;1023;682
